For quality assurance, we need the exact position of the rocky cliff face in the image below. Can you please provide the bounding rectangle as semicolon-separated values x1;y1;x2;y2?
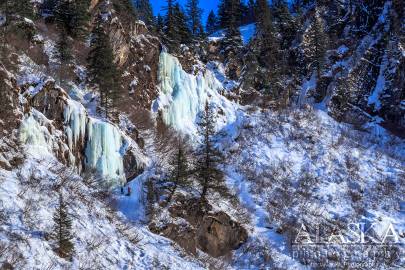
0;3;151;182
0;64;24;170
90;0;160;127
150;196;248;258
299;1;404;136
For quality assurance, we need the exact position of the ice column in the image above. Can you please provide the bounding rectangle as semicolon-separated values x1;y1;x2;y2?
63;99;87;149
157;52;207;133
19;115;48;148
85;118;127;184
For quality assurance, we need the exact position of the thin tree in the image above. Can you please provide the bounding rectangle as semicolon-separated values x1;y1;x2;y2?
87;22;120;119
51;193;74;260
185;0;203;37
156;13;165;36
219;0;242;60
206;10;218;35
246;0;255;24
256;0;280;95
3;0;34;19
195;103;227;202
54;0;90;40
173;3;191;45
55;28;73;84
273;0;297;50
303;9;328;78
164;137;192;202
41;0;58;22
134;0;154;26
162;0;177;50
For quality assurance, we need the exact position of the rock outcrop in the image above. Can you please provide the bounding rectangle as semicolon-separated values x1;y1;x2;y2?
150;197;248;257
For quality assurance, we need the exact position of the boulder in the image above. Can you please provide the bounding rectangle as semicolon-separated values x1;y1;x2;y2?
153;197;248;257
196;212;248;257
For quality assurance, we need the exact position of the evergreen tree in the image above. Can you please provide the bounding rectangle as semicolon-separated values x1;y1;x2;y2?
164;137;192;202
291;0;303;15
51;194;74;260
239;0;249;25
173;3;191;44
220;0;243;61
162;1;191;51
239;0;255;25
133;0;154;26
87;22;120;119
273;0;296;49
185;0;203;37
302;10;328;77
2;0;34;20
162;0;177;49
72;0;91;38
242;0;280;96
55;0;90;39
206;10;218;35
157;13;165;35
195;103;227;201
218;0;241;29
55;29;73;66
246;0;256;24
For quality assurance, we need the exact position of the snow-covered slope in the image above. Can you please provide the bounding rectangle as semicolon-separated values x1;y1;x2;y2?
222;108;405;269
152;51;405;268
209;23;256;45
0;155;204;269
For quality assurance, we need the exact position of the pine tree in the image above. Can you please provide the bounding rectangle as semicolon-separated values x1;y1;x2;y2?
239;0;249;25
273;0;296;49
218;0;241;29
195;103;227;202
56;29;73;66
220;0;243;62
302;9;328;77
162;0;177;50
164;137;192;202
173;3;191;45
185;0;203;37
134;0;154;26
72;0;91;38
248;0;280;95
206;10;218;35
87;22;120;119
162;1;191;51
51;194;74;260
157;13;165;36
2;0;34;20
54;0;90;39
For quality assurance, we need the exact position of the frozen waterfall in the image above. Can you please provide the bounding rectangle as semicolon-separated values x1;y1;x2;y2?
154;52;235;134
64;99;86;149
156;52;207;132
85;118;127;185
63;100;127;185
19;113;50;152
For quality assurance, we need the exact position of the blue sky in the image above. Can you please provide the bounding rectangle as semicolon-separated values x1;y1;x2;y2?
150;0;219;24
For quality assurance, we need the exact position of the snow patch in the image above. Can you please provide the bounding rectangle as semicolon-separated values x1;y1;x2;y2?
209;23;256;45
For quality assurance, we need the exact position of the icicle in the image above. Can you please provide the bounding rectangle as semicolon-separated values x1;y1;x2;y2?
19;114;48;147
156;52;208;133
63;99;87;148
85;118;127;185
